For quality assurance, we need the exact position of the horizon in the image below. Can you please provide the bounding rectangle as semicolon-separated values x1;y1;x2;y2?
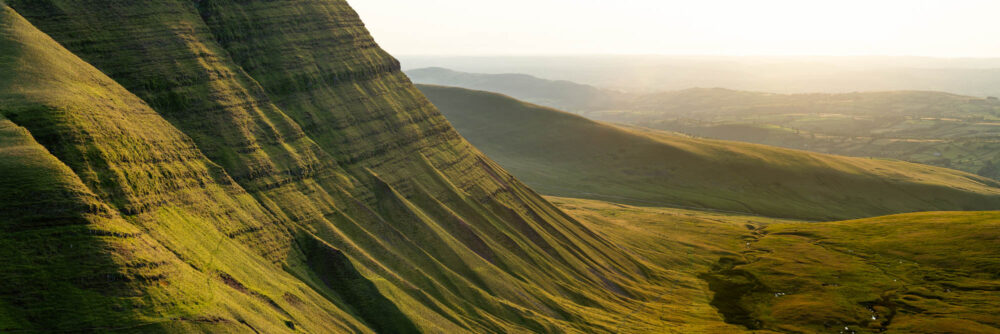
394;53;1000;60
348;0;1000;58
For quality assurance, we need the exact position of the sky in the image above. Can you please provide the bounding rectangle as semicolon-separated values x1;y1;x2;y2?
347;0;1000;57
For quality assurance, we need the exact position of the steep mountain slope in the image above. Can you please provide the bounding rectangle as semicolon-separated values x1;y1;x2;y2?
0;7;394;331
0;6;369;332
419;84;1000;220
1;1;664;332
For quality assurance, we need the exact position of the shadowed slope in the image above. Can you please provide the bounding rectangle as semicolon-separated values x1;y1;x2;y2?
419;84;1000;220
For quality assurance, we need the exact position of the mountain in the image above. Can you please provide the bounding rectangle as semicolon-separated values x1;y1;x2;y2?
407;68;1000;179
0;2;664;332
417;84;1000;220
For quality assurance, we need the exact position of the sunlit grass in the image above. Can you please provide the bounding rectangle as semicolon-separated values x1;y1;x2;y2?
554;196;1000;333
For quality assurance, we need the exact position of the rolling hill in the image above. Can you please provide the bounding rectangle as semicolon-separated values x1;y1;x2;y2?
418;84;1000;220
408;68;1000;179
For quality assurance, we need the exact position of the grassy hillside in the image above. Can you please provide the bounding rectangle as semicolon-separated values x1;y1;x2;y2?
419;84;1000;220
0;6;373;331
554;197;1000;333
1;1;671;332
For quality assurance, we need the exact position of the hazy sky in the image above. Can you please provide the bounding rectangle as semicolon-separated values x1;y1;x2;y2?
347;0;1000;57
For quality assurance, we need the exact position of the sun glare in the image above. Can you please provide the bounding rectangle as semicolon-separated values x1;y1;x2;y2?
349;0;1000;57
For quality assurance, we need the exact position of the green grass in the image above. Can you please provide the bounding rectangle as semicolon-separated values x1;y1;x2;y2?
552;196;1000;333
549;196;789;333
734;211;1000;333
420;84;1000;221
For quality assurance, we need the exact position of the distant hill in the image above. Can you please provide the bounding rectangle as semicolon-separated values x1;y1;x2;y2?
407;67;627;111
408;68;1000;180
419;84;1000;220
401;55;1000;97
